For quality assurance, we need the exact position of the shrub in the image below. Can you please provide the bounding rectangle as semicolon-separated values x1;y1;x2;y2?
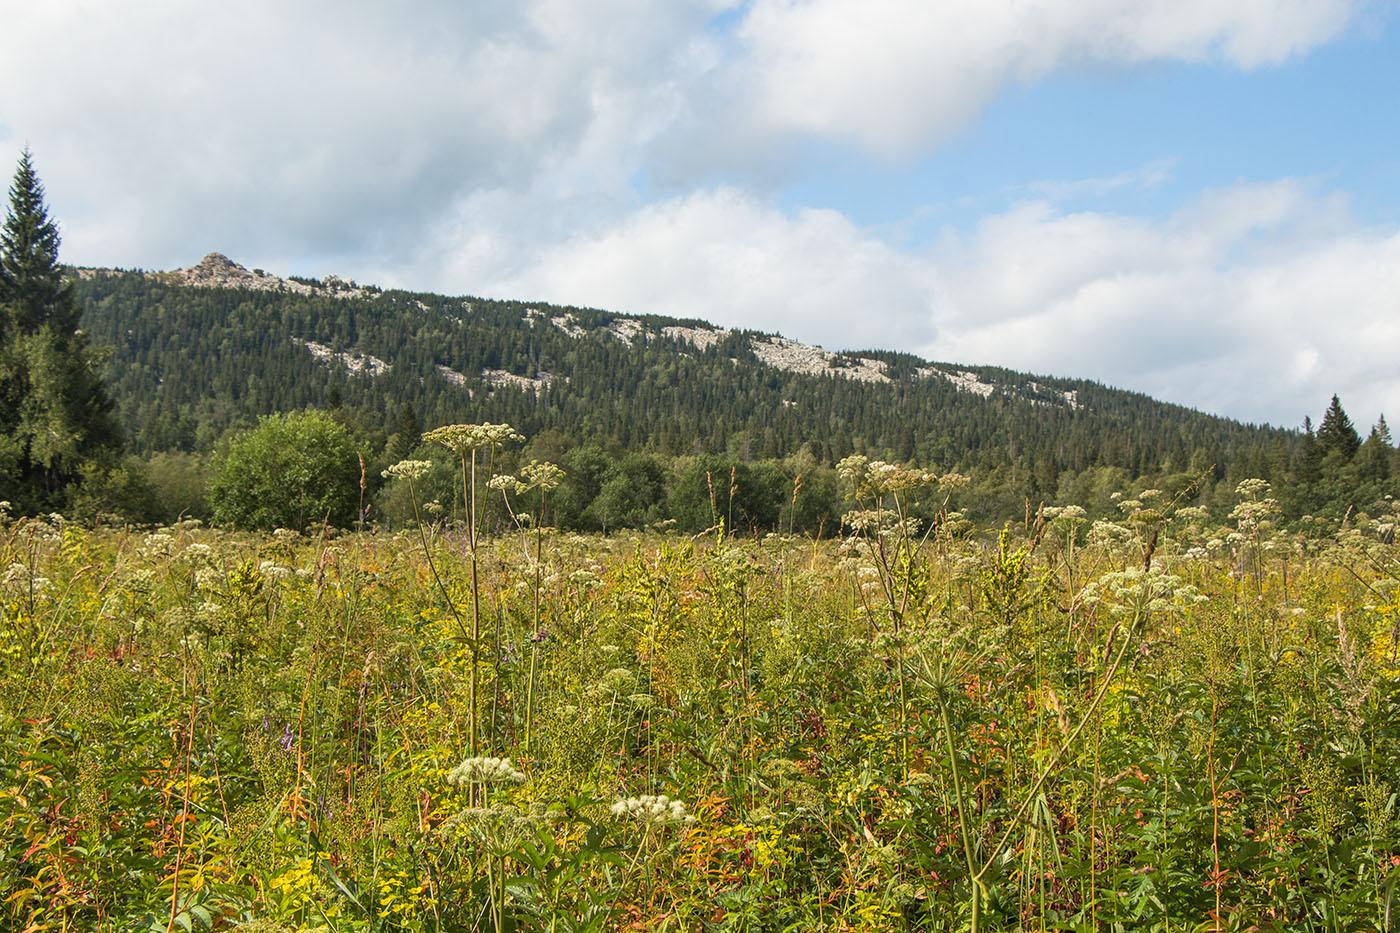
210;410;362;530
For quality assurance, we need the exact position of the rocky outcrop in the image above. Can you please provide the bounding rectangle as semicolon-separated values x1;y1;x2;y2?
482;368;561;396
749;336;891;384
77;256;1085;411
290;338;390;377
173;253;313;294
152;253;372;299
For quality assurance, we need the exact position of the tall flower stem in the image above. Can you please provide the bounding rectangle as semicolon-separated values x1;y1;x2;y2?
525;484;544;756
406;479;467;636
466;447;481;760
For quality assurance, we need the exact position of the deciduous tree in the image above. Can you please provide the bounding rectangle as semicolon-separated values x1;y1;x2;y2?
210;410;362;530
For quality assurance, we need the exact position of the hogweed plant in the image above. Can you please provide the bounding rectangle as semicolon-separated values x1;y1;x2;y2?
491;459;566;756
442;754;529;932
918;561;1206;932
838;454;967;767
421;422;521;764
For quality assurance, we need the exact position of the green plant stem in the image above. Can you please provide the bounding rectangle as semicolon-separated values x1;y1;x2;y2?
467;447;482;763
937;689;985;932
526;485;544;756
407;479;471;643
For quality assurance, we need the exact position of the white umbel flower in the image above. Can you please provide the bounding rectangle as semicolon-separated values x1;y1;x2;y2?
610;794;694;825
446;756;527;786
383;459;432;481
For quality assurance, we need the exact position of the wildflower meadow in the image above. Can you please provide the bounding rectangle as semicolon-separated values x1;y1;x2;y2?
3;431;1400;932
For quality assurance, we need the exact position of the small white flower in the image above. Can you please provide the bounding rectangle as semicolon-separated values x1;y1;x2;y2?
446;756;527;785
610;794;694;825
488;474;522;493
259;561;291;582
383;459;432;481
141;532;175;558
424;422;522;455
125;568;157;593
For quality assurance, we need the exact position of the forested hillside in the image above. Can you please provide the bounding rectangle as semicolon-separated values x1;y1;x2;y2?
69;256;1394;529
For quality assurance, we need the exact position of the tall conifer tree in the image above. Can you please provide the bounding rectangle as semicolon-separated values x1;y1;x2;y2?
0;150;123;512
1295;416;1322;486
1317;394;1361;460
1;151;70;334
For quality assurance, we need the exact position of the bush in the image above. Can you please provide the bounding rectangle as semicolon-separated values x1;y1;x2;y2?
143;450;212;523
210;411;363;530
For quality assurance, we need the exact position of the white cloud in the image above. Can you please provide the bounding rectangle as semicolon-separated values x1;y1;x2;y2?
0;0;1362;272
928;181;1400;427
1020;159;1178;202
0;0;1390;430
471;187;939;351
0;0;729;270
734;0;1356;156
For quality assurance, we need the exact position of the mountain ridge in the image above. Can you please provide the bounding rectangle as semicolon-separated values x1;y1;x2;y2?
76;252;1123;420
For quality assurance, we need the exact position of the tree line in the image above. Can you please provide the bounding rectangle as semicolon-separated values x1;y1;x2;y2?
193;393;1397;536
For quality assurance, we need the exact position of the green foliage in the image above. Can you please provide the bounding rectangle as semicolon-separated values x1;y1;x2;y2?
671;455;805;534
0;151;124;514
1318;394;1361;460
587;452;667;532
383;401;421;465
142;449;213;522
209;410;364;530
0;150;67;332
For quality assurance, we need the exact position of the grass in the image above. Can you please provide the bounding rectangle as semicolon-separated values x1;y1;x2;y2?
3;471;1400;931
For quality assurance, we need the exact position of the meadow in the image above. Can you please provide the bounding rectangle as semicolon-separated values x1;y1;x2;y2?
3;456;1400;932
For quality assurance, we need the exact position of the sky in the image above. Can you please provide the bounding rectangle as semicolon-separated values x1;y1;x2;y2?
2;0;1398;430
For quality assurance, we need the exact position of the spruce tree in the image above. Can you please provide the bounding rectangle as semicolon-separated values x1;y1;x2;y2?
385;402;421;464
1;151;70;335
0;150;123;513
1317;394;1361;459
1361;422;1392;482
1296;416;1322;486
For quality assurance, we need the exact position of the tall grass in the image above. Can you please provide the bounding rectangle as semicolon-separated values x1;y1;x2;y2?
2;472;1400;931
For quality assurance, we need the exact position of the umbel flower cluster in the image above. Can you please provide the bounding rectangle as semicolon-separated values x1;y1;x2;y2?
610;794;694;825
1078;566;1206;617
383;459;432;481
445;756;527;786
423;422;523;455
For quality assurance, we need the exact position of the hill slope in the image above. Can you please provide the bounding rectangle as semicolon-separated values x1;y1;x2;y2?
73;254;1290;491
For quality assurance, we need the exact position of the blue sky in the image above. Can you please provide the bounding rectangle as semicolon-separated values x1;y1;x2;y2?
769;12;1400;236
2;0;1398;429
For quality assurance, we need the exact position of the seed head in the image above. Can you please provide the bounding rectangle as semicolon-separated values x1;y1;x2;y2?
487;474;522;493
424;422;523;454
520;460;565;491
